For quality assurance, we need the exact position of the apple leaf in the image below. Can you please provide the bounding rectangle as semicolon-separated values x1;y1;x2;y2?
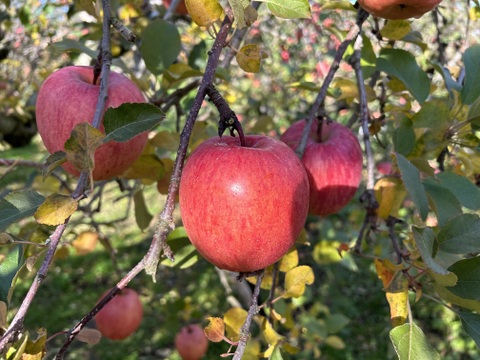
160;227;198;269
133;189;153;231
228;0;257;29
0;190;45;232
76;328;101;345
437;214;480;254
411;101;451;130
430;61;462;95
395;154;429;221
423;180;462;227
0;301;7;329
393;117;415;157
0;244;23;305
103;103;164;143
467;96;480;130
374;177;407;219
390;322;440;360
50;38;97;58
122;154;166;181
435;172;480;210
434;285;480;312
261;316;285;346
283;265;314;298
150;130;180;152
72;231;98;255
236;44;268;73
64;122;104;173
205;317;225;342
224;307;248;342
140;19;181;75
460;45;480;105
457;311;480;348
42;151;66;179
279;248;299;272
447;257;480;300
384;271;409;326
376;48;430;104
262;0;311;19
379;20;412;40
24;328;47;357
34;194;78;226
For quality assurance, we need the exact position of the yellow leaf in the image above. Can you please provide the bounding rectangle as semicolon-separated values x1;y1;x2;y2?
325;335;345;350
236;44;268;73
64;122;105;173
380;20;412;40
243;339;261;360
374;177;407;219
247;266;273;290
279;248;299;272
205;317;225;342
72;231;98;255
34;194;78;226
283;265;314;298
185;0;224;27
224;307;247;342
260;316;284;346
386;291;408;327
374;258;404;288
121;154;165;182
150;130;180;152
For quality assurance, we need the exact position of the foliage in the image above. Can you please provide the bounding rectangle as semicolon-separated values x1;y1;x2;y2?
1;0;480;359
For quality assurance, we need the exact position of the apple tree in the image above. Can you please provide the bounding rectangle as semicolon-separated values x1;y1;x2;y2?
1;0;480;359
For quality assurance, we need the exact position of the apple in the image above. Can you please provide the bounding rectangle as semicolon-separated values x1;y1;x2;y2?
164;0;189;15
36;66;148;181
174;324;209;360
94;288;143;340
357;0;443;20
280;119;363;216
179;135;309;273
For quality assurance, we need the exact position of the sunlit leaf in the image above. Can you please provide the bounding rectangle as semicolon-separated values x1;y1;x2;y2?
434;285;480;312
103;103;163;143
205;317;225;342
236;44;268;73
185;0;224;27
64;123;104;173
380;20;411;40
72;231;98;255
374;177;407;219
24;328;47;357
34;194;78;226
390;322;440;360
228;0;257;28
42;151;66;179
261;316;284;345
279;248;299;272
265;0;311;19
224;307;247;342
283;265;314;298
0;191;45;232
384;272;409;326
161;227;198;269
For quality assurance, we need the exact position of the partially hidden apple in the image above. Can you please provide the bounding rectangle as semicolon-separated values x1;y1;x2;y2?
357;0;443;20
36;66;148;181
164;0;188;15
179;135;310;273
280;119;363;216
94;288;143;340
175;324;209;360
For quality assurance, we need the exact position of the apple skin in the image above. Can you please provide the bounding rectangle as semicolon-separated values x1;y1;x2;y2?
280;120;363;216
164;0;189;15
357;0;442;20
94;288;143;340
179;135;310;273
36;66;148;181
174;324;209;360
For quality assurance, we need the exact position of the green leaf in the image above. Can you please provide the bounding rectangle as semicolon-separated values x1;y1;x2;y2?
436;172;480;210
412;227;457;287
395;154;429;221
283;265;315;298
0;244;24;304
376;48;430;103
393;117;415;156
133;189;153;231
140;19;181;75
448;257;480;300
468;96;480;130
0;191;45;232
423;180;462;226
411;101;450;130
430;61;462;94
50;38;97;58
42;151;67;180
103;103;164;143
458;311;480;348
64;123;105;173
379;20;411;40
434;285;480;312
461;45;480;105
228;0;257;28
263;0;311;19
34;194;78;226
390;322;440;360
438;214;480;254
160;227;198;269
270;345;292;360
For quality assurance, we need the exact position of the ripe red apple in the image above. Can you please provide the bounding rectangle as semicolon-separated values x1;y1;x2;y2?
164;0;188;15
179;135;309;273
94;288;143;340
357;0;442;20
36;66;148;180
280;119;363;216
174;324;209;360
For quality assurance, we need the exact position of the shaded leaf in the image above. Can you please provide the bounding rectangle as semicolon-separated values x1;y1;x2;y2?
64;123;104;173
122;154;166;181
103;103;164;143
76;328;101;345
448;257;480;300
160;227;198;269
24;328;47;357
283;265;314;298
140;19;181;75
393;117;416;157
374;177;407;219
265;0;311;19
236;44;268;73
150;130;180;152
133;189;153;231
377;48;430;103
430;61;462;94
0;244;23;304
395;154;429;221
72;231;98;255
458;311;480;348
42;151;66;179
0;190;45;232
438;214;480;254
50;38;97;58
423;180;462;226
185;0;224;27
411;101;450;130
461;45;480;105
436;172;480;210
205;317;225;342
34;194;78;226
390;322;440;360
380;20;411;40
224;307;247;342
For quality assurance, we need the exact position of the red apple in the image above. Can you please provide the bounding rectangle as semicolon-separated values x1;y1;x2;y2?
179;135;309;273
280;119;363;216
357;0;442;20
175;324;209;360
164;0;189;15
36;66;148;180
94;288;143;340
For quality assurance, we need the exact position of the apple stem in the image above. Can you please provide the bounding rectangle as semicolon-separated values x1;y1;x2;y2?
206;83;247;147
316;117;324;141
